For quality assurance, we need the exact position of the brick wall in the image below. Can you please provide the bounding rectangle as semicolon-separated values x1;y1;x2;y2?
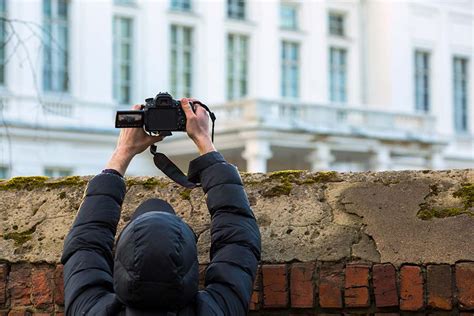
0;261;473;315
1;171;473;315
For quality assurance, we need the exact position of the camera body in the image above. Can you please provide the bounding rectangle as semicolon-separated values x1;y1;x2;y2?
115;92;187;133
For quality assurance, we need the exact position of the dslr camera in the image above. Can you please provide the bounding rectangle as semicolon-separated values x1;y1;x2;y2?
115;92;190;134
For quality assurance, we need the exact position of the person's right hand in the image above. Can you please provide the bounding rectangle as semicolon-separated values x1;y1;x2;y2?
181;98;216;155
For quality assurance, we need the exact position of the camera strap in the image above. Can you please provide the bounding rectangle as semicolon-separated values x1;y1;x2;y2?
151;146;198;188
150;102;216;188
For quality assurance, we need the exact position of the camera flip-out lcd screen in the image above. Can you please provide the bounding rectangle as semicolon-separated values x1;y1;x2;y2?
146;108;179;131
115;111;144;128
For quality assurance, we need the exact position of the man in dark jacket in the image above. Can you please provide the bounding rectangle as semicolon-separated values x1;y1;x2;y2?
61;99;261;315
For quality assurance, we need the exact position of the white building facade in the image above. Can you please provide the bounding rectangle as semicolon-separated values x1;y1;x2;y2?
0;0;472;178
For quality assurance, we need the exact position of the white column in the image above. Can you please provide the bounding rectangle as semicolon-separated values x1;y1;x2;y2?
307;143;334;171
242;139;272;173
427;149;445;170
370;147;391;171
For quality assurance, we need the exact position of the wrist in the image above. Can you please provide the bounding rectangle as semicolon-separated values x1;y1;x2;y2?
106;149;134;175
114;147;136;160
196;140;216;155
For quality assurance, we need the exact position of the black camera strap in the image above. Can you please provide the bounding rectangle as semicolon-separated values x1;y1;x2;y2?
151;146;198;188
150;102;216;188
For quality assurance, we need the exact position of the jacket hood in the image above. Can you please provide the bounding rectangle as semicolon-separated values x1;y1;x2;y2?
114;206;199;310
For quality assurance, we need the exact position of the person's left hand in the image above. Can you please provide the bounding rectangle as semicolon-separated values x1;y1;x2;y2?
106;104;165;175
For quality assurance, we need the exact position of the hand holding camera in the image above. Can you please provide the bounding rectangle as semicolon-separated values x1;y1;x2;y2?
111;93;216;176
180;98;216;155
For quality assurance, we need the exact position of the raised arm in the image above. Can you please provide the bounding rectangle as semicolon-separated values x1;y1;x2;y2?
61;104;163;315
182;98;262;315
61;173;125;315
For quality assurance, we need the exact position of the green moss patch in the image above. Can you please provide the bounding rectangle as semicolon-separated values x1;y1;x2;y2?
268;170;305;179
126;177;168;188
0;176;48;191
417;207;473;220
3;225;37;246
261;181;293;197
46;176;86;187
0;176;87;191
453;183;474;209
417;182;474;220
179;188;192;200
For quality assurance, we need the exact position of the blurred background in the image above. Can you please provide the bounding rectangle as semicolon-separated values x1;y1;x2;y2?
0;0;472;178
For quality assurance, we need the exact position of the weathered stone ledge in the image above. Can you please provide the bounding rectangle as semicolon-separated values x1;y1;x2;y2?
0;169;473;266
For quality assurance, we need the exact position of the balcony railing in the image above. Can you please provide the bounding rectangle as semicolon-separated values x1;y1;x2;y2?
1;94;441;143
213;99;439;142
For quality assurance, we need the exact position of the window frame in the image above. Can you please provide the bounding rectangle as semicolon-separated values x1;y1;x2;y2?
414;50;431;113
113;16;134;105
0;165;8;179
42;0;70;93
227;33;249;100
44;167;73;177
329;46;348;103
280;2;298;30
328;11;345;37
170;24;193;98
453;56;469;133
227;0;246;20
170;0;192;12
281;40;300;99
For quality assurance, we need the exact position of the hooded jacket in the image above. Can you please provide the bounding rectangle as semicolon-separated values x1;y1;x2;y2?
61;152;261;315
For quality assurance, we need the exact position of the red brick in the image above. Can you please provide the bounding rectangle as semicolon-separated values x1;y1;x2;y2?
456;262;474;310
54;313;64;316
249;265;262;311
0;264;7;306
262;264;288;308
344;264;370;308
318;262;343;308
7;264;31;307
373;263;398;308
7;310;27;316
31;266;54;310
53;265;64;306
400;265;424;311
427;265;452;310
290;262;314;308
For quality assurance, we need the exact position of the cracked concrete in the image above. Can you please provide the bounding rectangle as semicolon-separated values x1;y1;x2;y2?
0;169;473;266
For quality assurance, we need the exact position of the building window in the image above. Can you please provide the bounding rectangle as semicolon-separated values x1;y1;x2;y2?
414;51;430;112
227;0;245;20
328;12;344;37
171;0;191;11
453;57;469;132
113;17;133;104
170;25;193;97
281;41;299;98
44;167;72;177
43;0;69;92
114;0;135;5
280;2;298;30
227;34;248;100
0;0;6;85
329;47;347;103
0;166;8;179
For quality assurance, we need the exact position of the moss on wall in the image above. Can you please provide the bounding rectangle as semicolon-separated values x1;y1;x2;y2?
125;177;169;188
417;183;474;220
0;176;86;191
453;183;474;209
3;225;37;246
